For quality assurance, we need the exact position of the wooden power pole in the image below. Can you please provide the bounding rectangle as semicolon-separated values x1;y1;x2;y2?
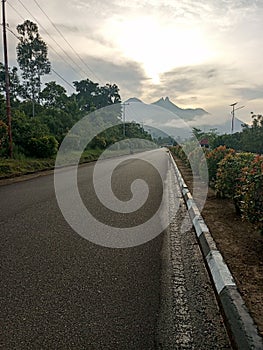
2;0;13;158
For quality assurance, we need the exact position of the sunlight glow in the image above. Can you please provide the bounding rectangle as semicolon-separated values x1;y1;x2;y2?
104;16;214;84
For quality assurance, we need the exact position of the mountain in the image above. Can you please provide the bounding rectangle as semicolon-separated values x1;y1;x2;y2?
152;97;209;120
123;97;244;139
126;97;143;103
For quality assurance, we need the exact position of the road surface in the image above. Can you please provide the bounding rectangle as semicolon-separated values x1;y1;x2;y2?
0;149;231;349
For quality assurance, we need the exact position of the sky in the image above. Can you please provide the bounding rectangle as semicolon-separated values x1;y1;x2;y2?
1;0;263;125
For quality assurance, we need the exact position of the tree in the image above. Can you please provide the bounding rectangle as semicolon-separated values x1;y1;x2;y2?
241;114;263;153
40;81;68;109
16;20;51;116
95;83;121;108
11;110;50;155
73;79;99;112
0;62;22;104
73;79;121;112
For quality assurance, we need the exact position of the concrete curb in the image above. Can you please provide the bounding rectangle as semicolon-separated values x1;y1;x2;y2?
169;152;263;350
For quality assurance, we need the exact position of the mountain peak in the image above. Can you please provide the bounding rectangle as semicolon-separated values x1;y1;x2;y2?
125;97;143;103
152;97;209;120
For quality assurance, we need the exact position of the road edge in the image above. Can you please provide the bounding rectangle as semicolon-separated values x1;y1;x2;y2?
169;151;263;350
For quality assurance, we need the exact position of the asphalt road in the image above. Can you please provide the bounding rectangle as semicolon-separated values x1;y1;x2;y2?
0;149;231;349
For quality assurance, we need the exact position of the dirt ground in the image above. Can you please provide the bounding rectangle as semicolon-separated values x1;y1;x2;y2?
173;157;263;339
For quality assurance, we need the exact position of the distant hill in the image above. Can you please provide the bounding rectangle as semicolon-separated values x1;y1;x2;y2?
152;97;209;120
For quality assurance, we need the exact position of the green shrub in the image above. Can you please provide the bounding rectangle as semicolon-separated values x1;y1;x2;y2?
0;121;8;157
206;145;235;185
237;155;263;233
89;135;107;149
215;152;255;200
29;136;58;158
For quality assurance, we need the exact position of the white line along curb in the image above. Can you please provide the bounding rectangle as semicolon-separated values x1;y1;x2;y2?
169;151;263;350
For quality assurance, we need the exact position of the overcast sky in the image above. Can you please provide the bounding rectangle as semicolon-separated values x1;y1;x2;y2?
1;0;263;124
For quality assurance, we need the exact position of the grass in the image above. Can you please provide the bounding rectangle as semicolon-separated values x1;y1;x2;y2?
0;145;157;179
0;149;102;179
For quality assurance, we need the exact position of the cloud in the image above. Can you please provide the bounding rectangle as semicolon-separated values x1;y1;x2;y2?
49;55;147;98
141;63;242;105
235;86;263;101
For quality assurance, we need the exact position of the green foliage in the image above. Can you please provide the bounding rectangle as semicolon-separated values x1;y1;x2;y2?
73;79;121;112
211;132;242;150
155;135;176;146
0;120;8;156
38;109;74;144
40;81;68;109
29;135;58;158
215;152;255;200
206;145;235;184
89;135;107;149
0;158;55;178
192;127;218;145
237;155;263;233
240;114;263;154
16;20;51;111
11;111;49;154
0;63;22;104
88;122;152;150
211;114;263;154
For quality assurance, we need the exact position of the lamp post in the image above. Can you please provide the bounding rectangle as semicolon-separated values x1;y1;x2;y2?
122;102;129;137
229;102;245;133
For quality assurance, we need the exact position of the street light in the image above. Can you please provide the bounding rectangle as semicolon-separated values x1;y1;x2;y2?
229;102;245;133
121;102;129;137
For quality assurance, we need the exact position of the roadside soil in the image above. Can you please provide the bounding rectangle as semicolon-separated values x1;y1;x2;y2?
173;156;263;339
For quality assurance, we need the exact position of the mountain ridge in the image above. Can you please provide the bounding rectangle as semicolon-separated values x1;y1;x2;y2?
152;97;209;120
123;96;244;136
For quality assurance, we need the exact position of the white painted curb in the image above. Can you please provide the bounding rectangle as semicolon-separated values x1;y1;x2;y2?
169;152;263;350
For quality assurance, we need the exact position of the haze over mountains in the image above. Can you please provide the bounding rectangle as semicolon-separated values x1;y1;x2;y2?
124;97;244;139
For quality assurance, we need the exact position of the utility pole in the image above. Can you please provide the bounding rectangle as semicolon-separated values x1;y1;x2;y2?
230;102;245;133
2;0;13;157
122;102;129;137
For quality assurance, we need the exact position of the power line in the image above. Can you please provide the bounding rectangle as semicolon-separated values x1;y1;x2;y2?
32;0;103;84
5;1;105;93
14;0;86;79
4;23;75;90
6;1;24;21
51;69;75;90
7;2;82;80
4;7;76;91
1;23;20;40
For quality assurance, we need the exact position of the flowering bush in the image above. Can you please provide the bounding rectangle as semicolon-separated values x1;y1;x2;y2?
206;145;235;184
237;155;263;233
215;152;255;200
